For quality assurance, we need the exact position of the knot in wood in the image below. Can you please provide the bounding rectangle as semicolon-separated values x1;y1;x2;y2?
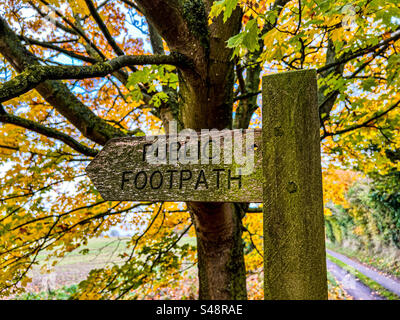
287;181;298;193
274;126;284;137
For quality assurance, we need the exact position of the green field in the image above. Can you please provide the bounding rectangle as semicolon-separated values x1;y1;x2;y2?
36;237;131;267
12;236;197;300
36;236;197;267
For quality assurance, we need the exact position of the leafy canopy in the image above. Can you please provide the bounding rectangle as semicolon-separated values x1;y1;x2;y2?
0;0;399;299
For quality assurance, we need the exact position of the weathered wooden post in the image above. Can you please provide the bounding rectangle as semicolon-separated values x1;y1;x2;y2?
262;69;328;299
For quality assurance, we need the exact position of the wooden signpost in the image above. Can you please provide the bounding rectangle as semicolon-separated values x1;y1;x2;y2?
262;69;328;300
86;130;262;202
86;69;328;300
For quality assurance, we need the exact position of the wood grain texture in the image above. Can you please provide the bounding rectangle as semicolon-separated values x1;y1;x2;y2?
262;69;328;300
86;129;262;202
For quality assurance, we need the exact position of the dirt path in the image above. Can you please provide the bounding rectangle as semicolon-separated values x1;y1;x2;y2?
327;249;400;296
326;260;385;300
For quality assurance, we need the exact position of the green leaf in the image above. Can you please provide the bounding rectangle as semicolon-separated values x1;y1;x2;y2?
150;91;169;107
209;0;238;22
361;78;377;91
227;32;245;48
223;0;238;22
209;0;225;19
226;19;260;58
242;19;260;52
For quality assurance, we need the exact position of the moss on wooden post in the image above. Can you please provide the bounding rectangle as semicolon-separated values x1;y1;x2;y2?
262;69;328;300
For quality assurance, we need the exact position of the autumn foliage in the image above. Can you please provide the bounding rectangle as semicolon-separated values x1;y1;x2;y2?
1;0;400;299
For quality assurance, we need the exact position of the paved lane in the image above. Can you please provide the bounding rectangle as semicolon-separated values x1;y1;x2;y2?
327;249;400;296
327;259;385;300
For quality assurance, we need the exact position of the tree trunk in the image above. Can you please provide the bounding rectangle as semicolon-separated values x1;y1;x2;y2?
132;0;246;299
180;49;248;298
178;25;248;299
189;203;247;299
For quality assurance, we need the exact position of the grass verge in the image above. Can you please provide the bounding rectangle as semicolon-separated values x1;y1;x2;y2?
327;271;351;300
15;285;78;300
326;242;400;278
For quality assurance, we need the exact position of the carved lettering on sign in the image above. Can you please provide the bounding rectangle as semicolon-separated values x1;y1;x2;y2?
86;130;262;202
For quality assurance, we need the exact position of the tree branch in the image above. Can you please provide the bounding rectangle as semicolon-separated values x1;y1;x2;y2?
0;16;126;145
0;109;98;157
321;99;400;140
19;35;98;63
0;54;186;103
233;90;261;102
120;0;141;12
28;1;78;35
134;0;205;65
317;29;400;74
84;0;125;57
318;37;345;122
37;0;107;60
147;18;165;55
233;0;289;129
